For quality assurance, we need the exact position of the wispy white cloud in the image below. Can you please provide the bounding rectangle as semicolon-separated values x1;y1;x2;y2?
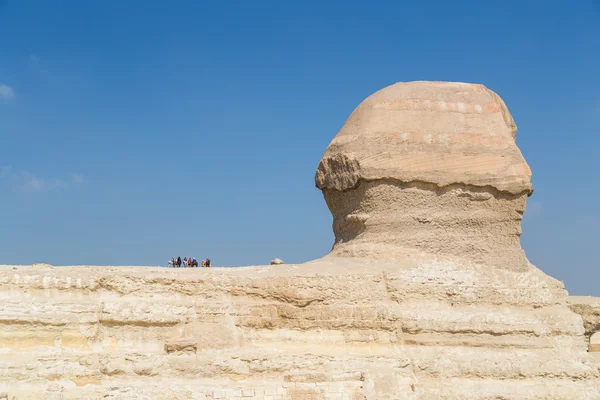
581;215;600;227
525;200;543;217
71;173;84;185
0;165;12;178
21;172;67;192
21;172;84;192
0;84;14;100
1;165;84;192
28;54;50;77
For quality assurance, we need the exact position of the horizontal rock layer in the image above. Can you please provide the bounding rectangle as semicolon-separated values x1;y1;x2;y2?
568;296;600;345
315;81;532;195
322;180;531;271
0;263;598;399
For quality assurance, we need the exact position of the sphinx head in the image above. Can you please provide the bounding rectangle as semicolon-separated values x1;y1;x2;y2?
316;81;533;271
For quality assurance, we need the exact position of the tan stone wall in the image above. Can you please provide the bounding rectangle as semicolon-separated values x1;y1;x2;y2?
1;264;599;399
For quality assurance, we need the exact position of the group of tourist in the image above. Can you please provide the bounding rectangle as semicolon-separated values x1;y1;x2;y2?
169;256;211;268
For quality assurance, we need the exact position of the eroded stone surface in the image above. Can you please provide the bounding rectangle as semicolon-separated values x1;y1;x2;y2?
315;81;531;194
568;296;600;352
316;81;533;271
0;263;599;399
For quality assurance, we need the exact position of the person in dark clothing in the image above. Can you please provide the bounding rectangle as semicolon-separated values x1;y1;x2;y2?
177;256;182;268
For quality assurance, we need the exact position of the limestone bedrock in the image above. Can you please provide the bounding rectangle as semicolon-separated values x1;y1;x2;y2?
1;81;599;400
316;81;533;271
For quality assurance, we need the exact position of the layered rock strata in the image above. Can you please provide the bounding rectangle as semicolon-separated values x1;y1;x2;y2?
316;81;532;271
568;296;600;351
1;81;598;399
0;263;599;400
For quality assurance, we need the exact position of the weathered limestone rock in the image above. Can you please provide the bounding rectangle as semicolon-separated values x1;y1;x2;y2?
164;338;198;353
316;81;532;271
590;332;600;353
271;258;284;265
0;82;598;399
0;263;598;399
568;296;600;351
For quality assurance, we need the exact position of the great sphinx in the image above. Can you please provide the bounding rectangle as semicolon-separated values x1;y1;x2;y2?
0;82;598;399
316;81;532;271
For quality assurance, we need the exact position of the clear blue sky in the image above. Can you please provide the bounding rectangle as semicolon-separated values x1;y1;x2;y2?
0;1;598;294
